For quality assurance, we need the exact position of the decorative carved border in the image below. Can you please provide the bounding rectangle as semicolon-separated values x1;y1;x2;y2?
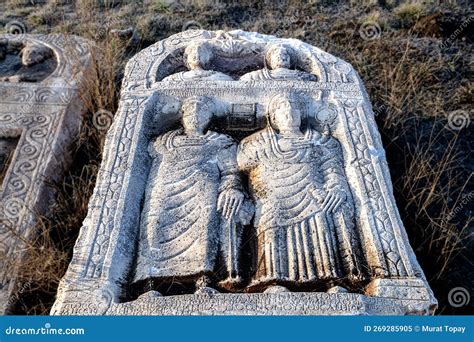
0;34;92;314
54;30;435;314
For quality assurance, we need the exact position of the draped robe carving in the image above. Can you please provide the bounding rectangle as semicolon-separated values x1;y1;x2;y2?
134;128;243;283
237;127;364;287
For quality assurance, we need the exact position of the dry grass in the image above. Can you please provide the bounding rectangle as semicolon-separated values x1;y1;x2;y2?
394;2;428;27
2;0;472;314
5;0;27;8
72;38;128;152
8;164;98;314
27;1;65;28
401;127;471;276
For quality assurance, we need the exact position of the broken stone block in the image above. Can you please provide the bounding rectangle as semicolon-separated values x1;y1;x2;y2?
0;34;92;314
52;30;437;315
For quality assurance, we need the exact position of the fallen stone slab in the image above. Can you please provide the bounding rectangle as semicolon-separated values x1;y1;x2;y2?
0;34;92;314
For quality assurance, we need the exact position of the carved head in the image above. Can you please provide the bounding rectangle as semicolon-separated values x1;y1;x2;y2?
184;41;212;70
20;43;53;67
181;96;214;134
265;44;293;70
267;94;302;133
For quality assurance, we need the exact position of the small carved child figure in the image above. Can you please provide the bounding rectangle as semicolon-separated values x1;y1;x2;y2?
162;41;233;82
135;96;253;294
240;44;317;81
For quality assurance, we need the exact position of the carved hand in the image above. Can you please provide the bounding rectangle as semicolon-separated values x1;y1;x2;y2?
217;188;244;220
322;189;347;213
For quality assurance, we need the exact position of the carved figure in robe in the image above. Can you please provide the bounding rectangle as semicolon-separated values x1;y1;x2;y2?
135;96;253;293
237;94;364;291
162;41;233;82
240;44;317;81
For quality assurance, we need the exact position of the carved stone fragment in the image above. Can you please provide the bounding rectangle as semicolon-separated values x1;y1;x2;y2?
0;34;92;314
52;30;437;315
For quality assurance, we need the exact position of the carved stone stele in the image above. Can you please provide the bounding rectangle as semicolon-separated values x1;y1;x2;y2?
52;30;437;315
0;34;93;314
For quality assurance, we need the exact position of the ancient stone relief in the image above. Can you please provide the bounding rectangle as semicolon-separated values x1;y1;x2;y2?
52;30;437;316
0;34;92;314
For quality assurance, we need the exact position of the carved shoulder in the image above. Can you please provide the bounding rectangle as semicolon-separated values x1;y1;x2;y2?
162;72;184;82
207;131;236;149
320;135;343;154
148;129;181;156
240;130;268;150
239;69;267;81
210;72;235;81
298;71;318;81
237;130;268;172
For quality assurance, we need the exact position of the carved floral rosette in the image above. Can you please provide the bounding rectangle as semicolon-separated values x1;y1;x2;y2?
52;30;437;316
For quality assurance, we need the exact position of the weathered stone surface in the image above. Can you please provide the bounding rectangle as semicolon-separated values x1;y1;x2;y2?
0;34;92;314
55;289;434;316
52;30;437;315
0;39;57;83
